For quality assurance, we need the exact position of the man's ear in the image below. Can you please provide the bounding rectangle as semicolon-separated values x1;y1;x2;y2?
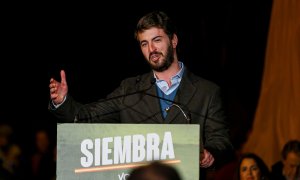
172;34;178;48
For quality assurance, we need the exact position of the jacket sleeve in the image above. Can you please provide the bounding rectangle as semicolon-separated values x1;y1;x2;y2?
203;87;234;167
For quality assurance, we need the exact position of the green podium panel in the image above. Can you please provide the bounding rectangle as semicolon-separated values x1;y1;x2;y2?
57;123;200;180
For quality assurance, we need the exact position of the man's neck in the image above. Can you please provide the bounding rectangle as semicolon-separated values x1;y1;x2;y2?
154;60;180;86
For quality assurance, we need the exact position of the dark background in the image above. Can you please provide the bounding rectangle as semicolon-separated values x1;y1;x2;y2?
1;0;273;170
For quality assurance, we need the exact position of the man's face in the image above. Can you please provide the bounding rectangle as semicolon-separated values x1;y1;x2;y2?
137;27;176;72
283;151;300;179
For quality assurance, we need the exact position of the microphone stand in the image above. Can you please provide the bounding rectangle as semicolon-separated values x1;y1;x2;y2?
74;80;192;124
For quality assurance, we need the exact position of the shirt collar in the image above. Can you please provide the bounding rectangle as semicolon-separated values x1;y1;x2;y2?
153;61;185;81
153;61;185;95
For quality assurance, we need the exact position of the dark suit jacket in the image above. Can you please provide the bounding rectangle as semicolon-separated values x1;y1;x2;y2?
50;68;233;167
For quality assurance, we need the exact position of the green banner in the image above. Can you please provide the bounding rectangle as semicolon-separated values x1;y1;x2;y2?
57;123;200;180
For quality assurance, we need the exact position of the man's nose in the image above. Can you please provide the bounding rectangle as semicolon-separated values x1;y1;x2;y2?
148;42;156;52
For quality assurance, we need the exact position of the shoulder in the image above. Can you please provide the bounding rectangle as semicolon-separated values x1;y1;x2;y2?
119;72;153;86
184;68;221;90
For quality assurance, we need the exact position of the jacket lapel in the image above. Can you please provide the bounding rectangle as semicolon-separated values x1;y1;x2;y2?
140;74;164;123
165;71;196;124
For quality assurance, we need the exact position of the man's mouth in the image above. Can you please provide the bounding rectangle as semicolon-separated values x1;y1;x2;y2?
150;53;161;62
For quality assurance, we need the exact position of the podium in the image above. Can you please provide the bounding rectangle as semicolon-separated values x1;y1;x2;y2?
57;123;200;180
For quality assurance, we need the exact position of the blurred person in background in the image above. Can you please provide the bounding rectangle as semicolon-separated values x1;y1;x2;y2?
271;140;300;180
0;123;14;180
30;129;56;180
237;153;270;180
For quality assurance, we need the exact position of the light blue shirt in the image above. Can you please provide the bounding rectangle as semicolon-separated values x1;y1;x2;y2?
154;61;184;95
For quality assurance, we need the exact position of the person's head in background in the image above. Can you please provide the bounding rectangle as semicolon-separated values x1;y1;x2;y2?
281;140;300;179
237;153;270;180
35;129;50;154
127;161;182;180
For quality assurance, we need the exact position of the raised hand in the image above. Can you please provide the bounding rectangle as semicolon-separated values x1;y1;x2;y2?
49;70;68;105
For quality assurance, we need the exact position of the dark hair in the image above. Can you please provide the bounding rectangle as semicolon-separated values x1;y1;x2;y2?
134;11;177;41
127;161;182;180
281;140;300;160
237;153;270;180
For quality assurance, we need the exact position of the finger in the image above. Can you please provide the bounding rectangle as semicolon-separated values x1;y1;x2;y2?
201;149;209;162
201;160;212;168
50;87;57;94
50;92;59;100
49;81;56;88
202;159;209;166
60;70;67;85
49;78;59;88
200;158;209;167
200;162;209;168
50;92;58;97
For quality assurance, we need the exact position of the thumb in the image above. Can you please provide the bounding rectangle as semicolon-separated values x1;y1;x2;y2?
60;70;67;85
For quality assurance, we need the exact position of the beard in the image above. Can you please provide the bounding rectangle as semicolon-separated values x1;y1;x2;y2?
147;44;174;72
